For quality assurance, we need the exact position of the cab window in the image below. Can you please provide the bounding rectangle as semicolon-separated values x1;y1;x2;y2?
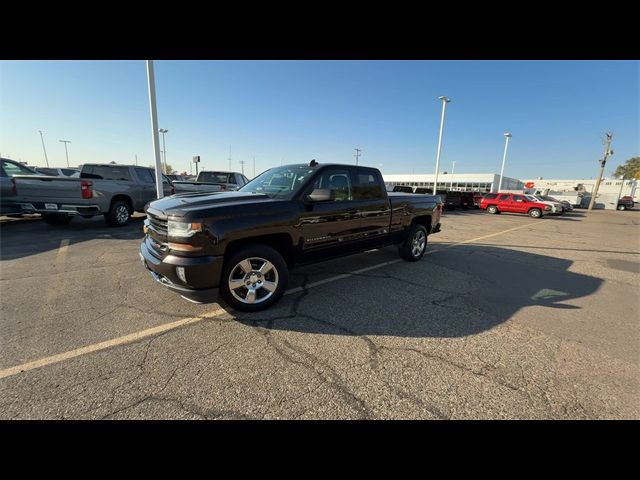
308;169;353;202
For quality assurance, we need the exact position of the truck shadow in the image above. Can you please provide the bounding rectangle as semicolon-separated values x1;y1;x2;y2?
234;243;602;338
0;215;145;261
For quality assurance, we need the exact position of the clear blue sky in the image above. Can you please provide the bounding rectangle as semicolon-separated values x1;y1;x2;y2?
1;60;638;179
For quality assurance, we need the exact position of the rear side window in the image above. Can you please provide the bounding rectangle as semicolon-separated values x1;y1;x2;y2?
82;165;131;181
499;194;511;201
37;168;59;176
2;160;37;176
353;171;384;200
134;168;155;183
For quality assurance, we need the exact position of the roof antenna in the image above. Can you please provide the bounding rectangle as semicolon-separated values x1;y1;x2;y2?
310;159;318;167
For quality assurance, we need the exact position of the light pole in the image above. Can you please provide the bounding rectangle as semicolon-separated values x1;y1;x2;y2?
59;140;71;167
497;133;512;192
146;61;164;199
433;96;451;195
159;128;168;173
450;160;456;190
38;130;50;167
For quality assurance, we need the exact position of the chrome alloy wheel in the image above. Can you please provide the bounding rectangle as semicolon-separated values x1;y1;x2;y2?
228;257;279;305
411;230;426;257
115;205;129;223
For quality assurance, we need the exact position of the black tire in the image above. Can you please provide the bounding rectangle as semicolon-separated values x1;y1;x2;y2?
487;205;499;214
617;204;626;211
399;223;428;262
528;208;542;218
219;244;289;312
105;200;131;227
42;214;73;225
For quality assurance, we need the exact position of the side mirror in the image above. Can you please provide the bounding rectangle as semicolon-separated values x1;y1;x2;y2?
306;188;334;202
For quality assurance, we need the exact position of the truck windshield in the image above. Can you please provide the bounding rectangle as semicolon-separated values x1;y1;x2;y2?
239;166;316;199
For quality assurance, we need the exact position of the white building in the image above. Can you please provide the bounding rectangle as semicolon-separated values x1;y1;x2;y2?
382;173;523;193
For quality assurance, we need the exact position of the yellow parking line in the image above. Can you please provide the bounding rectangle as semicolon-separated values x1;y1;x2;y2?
0;309;229;380
56;239;70;263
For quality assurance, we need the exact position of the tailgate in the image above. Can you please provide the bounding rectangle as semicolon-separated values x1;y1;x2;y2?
13;175;82;200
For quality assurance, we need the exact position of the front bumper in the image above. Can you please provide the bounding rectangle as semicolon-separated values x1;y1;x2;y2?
139;236;223;303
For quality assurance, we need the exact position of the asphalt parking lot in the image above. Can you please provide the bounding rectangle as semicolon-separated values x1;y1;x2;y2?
1;208;638;419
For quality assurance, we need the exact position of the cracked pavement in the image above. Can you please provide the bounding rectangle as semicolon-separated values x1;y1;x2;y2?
0;209;638;419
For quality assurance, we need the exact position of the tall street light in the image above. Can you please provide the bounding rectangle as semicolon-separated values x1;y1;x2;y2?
433;96;451;195
146;61;164;199
497;132;512;192
38;130;50;167
159;128;169;173
59;139;71;167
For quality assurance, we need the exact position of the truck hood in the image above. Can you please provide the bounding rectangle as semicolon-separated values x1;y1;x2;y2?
146;190;273;217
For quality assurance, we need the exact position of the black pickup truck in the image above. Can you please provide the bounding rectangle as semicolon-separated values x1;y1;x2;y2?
140;162;443;311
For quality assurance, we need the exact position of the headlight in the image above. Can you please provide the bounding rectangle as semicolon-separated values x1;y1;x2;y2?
167;220;202;237
544;206;551;210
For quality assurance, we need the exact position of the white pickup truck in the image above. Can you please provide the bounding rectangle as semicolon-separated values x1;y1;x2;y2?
172;171;250;194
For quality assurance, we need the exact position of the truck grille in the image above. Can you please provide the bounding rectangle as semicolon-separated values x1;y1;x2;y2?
147;213;168;235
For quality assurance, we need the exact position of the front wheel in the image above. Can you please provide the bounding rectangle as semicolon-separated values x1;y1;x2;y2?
618;204;626;211
220;244;289;312
399;224;428;262
487;205;498;214
529;208;542;218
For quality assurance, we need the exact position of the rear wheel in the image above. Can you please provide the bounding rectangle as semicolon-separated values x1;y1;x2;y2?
529;208;542;218
487;205;498;214
220;244;289;312
105;200;131;227
399;224;428;261
42;214;73;225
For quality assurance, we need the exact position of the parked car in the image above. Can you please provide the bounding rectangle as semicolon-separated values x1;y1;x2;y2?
444;191;474;210
481;193;551;218
392;185;414;193
166;174;187;182
140;162;444;311
539;195;573;212
618;196;635;210
1;158;39;216
472;192;484;209
14;164;174;226
172;171;250;194
525;195;564;215
35;167;80;177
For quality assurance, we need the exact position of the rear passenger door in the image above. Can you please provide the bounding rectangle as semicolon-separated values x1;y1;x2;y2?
497;194;513;212
133;168;157;207
351;167;391;247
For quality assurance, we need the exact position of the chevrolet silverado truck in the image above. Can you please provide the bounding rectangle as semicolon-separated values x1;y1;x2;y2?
13;164;174;226
140;161;443;312
172;171;250;194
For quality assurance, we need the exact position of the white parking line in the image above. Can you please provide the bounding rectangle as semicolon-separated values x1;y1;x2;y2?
0;219;545;380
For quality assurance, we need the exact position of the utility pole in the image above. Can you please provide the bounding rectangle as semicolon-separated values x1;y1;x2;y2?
38;130;50;167
588;132;613;211
59;139;71;167
228;145;232;171
450;160;456;189
135;154;138;166
354;148;362;165
239;159;246;176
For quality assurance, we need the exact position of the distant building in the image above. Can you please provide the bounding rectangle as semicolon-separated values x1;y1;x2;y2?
382;173;524;193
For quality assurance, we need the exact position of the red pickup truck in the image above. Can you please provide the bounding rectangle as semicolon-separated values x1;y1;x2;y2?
480;193;551;218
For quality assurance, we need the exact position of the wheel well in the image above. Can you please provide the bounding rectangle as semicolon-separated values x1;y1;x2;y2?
411;215;432;232
110;195;133;211
225;233;295;267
